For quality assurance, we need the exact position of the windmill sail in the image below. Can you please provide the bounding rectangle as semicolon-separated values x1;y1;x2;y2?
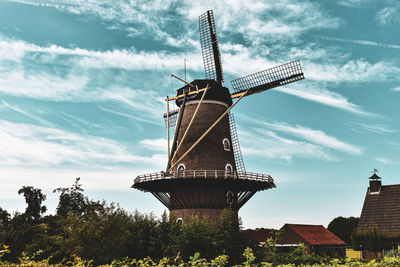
163;109;179;128
229;112;246;175
199;10;224;83
230;60;304;97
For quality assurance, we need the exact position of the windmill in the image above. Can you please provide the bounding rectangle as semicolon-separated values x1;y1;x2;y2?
132;10;304;222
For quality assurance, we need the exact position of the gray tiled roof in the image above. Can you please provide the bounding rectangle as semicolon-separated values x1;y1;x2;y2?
358;184;400;235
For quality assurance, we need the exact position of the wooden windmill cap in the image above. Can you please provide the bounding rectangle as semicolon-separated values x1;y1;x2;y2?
175;79;233;107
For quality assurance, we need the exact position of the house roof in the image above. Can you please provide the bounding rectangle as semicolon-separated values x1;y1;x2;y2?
357;184;400;235
284;224;345;245
246;229;273;243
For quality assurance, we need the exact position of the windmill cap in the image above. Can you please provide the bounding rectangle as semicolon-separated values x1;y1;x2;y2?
175;79;232;107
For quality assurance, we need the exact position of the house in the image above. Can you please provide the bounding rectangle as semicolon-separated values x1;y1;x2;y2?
357;172;400;234
356;172;400;258
279;224;346;258
246;228;274;246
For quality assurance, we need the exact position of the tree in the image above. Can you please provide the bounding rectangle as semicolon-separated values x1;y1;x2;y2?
17;186;47;222
53;177;88;216
328;216;359;245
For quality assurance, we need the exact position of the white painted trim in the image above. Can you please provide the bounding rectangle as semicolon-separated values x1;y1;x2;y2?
177;163;186;171
223;138;230;151
186;100;229;108
225;163;233;173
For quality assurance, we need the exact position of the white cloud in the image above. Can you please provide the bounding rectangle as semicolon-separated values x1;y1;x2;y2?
391;86;400;92
0;70;88;100
376;7;400;26
139;138;167;152
305;59;400;83
8;0;340;47
276;84;373;116
357;123;394;134
338;0;372;7
0;37;202;71
240;129;335;161
243;116;362;155
319;35;400;50
0;120;166;168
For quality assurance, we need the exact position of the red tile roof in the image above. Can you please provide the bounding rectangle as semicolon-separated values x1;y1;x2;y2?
246;229;273;243
284;224;345;245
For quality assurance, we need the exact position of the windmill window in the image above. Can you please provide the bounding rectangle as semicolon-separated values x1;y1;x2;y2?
223;138;230;151
225;164;233;177
177;164;185;178
226;191;234;205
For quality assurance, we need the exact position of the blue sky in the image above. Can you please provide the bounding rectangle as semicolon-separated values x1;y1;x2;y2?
0;0;399;229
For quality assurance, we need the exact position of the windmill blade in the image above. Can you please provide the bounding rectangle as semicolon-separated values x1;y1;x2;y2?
228;112;246;175
163;109;179;128
230;60;304;98
199;10;224;83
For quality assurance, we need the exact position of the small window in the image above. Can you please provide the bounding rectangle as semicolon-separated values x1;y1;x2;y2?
226;191;234;205
225;164;233;178
223;138;230;151
178;164;185;178
176;217;183;226
225;164;233;173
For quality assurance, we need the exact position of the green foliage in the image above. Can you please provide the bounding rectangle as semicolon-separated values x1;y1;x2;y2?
262;233;327;266
351;226;400;255
53;177;88;217
328;216;359;245
18;186;47;222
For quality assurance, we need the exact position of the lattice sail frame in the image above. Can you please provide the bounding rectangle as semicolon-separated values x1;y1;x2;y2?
199;10;224;83
230;60;304;95
163;109;179;128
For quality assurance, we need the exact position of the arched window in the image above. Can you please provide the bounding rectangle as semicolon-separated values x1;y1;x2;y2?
176;217;183;226
225;163;233;178
226;191;234;205
223;138;230;151
177;164;185;178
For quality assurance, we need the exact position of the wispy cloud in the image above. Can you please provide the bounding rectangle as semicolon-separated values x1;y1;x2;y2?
0;100;51;126
276;84;373;116
0;69;89;100
376;7;400;26
338;0;372;7
0;37;202;70
391;86;400;92
9;0;341;45
0;120;165;168
240;128;336;161
357;123;395;134
319;35;400;50
305;59;400;83
242;116;363;155
139;138;167;152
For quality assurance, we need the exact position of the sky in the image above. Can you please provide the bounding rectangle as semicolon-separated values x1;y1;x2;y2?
0;0;399;229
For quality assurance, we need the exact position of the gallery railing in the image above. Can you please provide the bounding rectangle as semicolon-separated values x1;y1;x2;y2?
134;170;274;184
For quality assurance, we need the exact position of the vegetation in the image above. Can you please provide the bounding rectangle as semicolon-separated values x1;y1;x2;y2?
0;178;256;265
1;178;400;266
328;216;359;245
352;226;400;257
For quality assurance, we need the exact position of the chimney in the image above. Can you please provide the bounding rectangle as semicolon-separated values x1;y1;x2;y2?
369;171;381;194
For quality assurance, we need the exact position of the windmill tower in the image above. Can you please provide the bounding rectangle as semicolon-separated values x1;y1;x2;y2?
132;10;304;222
